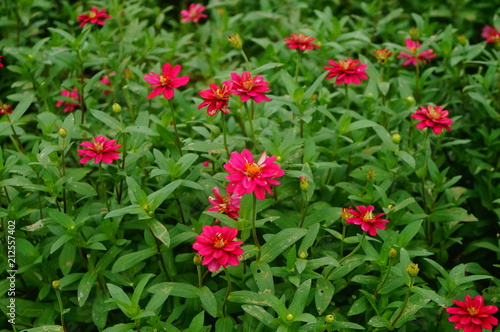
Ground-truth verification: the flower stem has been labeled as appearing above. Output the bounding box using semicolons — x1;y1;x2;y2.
325;232;366;280
222;267;232;318
150;228;171;281
197;264;203;288
295;51;302;83
391;282;413;327
98;162;110;212
167;99;183;157
373;256;395;297
339;223;346;256
241;49;251;72
243;102;257;149
251;194;261;261
298;195;309;228
54;287;68;332
221;113;230;159
345;83;350;112
415;62;420;103
4;113;24;154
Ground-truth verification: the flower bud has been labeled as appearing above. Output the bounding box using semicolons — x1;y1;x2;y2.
59;128;67;138
366;168;375;181
387;204;394;211
193;254;203;265
286;314;294;321
389;248;397;258
52;280;60;289
392;133;401;144
228;33;243;50
409;27;420;41
341;207;353;221
299;251;307;259
406;263;419;277
299;176;309;192
112;103;122;113
457;34;467;46
373;48;393;65
325;314;335;323
406;96;415;105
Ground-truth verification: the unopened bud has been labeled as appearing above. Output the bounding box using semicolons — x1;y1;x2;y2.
409;27;420;41
276;156;282;162
59;128;67;138
366;168;375;181
112;103;121;113
388;204;394;211
52;280;60;289
228;33;243;50
286;314;294;321
299;176;309;192
341;207;353;221
373;48;393;65
406;263;419;277
325;314;335;323
299;252;307;259
457;34;467;46
389;248;397;258
193;254;203;265
406;96;415;105
392;133;401;144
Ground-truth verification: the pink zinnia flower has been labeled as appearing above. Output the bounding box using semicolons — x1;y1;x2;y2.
225;71;271;103
0;55;3;68
207;187;241;223
143;63;190;99
77;7;111;28
446;295;498;332
284;33;320;51
324;58;368;85
192;225;244;272
198;82;232;116
55;87;80;113
180;4;207;23
203;161;211;167
397;39;436;66
0;104;12;115
224;149;284;200
411;105;453;134
100;71;115;95
346;205;390;236
77;136;121;164
482;25;500;41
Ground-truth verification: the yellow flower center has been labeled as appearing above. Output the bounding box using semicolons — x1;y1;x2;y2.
244;162;262;178
93;140;105;153
89;11;97;19
242;80;254;91
427;106;441;119
213;233;227;249
363;211;374;223
467;307;479;316
410;46;418;53
159;75;171;87
339;60;350;70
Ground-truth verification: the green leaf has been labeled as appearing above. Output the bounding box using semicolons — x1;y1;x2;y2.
326;257;364;280
183;141;225;153
298;223;320;256
126;177;149;209
131;274;154;310
303;71;328;100
90;109;123;131
148;282;199;299
102;323;136;332
48;27;75;43
105;205;144;219
198;286;217;318
412;287;449;307
78;271;98;307
50;234;75;254
123;125;157;136
148;180;182;212
289;279;311;316
398;220;422;248
252;62;284;74
92;291;108;330
146;219;170;247
315;278;335;315
84;69;106;95
59;243;76;275
107;283;132;307
242;305;279;329
187;311;205;332
10;93;35;122
428;208;477;222
66;181;98;197
259;228;307;263
368;315;393;328
329;321;365;330
251;261;275;294
48;209;76;229
280;69;298;96
215;317;235;331
228;291;268;306
377;81;390;96
397;151;415;169
348;296;369;316
111;248;157;273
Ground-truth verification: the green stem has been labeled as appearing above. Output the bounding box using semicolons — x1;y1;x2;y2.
345;83;350;112
295;51;302;83
54;288;68;332
415;62;420;103
4;113;24;154
61;148;67;214
117;132;127;204
325;232;366;280
298;194;309;228
98;162;110;212
251;195;261;260
373;256;395;297
241;49;251;72
391;283;413;327
150;228;171;281
221;112;230;159
197;264;203;288
339;223;346;256
243;102;257;149
222;268;232;318
167;99;183;156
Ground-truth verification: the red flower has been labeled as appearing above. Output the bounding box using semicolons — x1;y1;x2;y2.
100;71;115;95
203;161;211;167
55;87;80;113
482;25;500;40
192;225;244;272
324;58;368;85
446;295;498;332
0;104;12;115
284;33;320;51
143;63;190;99
411;105;453;134
0;55;3;68
198;82;232;116
225;71;271;103
207;187;241;222
77;136;121;164
77;7;111;28
224;149;284;200
347;205;389;236
181;3;207;23
397;39;436;66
